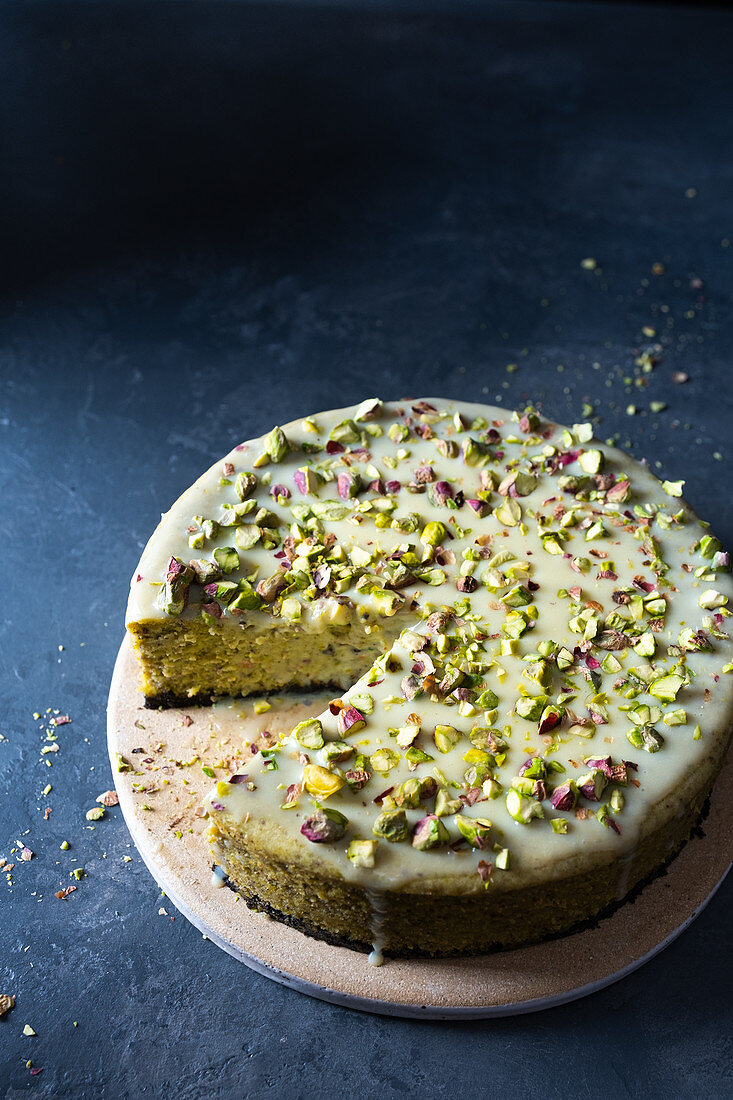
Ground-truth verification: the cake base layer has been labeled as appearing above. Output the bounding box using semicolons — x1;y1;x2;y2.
221;799;710;956
128;617;401;705
210;761;720;957
107;636;733;1016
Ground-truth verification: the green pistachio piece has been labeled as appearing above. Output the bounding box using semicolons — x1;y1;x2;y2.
228;582;263;612
626;725;664;753
311;500;351;522
698;589;728;610
347;839;378;867
301;808;348;843
264;426;290;463
494;498;522;527
280;597;302;621
433;724;461;753
371;590;405;617
417;566;446;586
469;725;499;750
464;763;492;787
494;847;510;870
610;789;625;813
405;746;434;769
392;512;421;534
699;535;723;559
371;747;400;774
161;559;194;616
633;631;656;657
515;695;548;721
662;479;684;497
514;471;538;496
434;788;462;817
578;449;604;474
354;397;383;422
373;808;409;843
234;527;262;554
521;757;546;780
348;692;375;715
501;584;532;607
577;769;608;800
235;472;258;501
550;818;568;834
482;778;503;800
421;521;449;547
292;718;325;750
322;739;354;763
195;517;219;540
294;466;320;495
114;752;131;773
208;580;239;605
213;546;240;574
454;814;492;848
412;814;449;850
221;501;257;526
431;437;456;459
648;674;684;702
255;572;288;603
506;789;544;824
189;558;223;585
396;778;422;808
663;708;687;727
330;419;361;444
388;423;410;443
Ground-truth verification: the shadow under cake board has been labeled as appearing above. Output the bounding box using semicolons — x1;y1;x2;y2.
107;636;732;1019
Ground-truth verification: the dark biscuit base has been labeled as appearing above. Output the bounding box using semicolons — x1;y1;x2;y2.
213;796;711;960
145;690;215;709
144;681;356;711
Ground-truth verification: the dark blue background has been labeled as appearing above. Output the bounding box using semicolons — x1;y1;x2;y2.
2;1;732;1095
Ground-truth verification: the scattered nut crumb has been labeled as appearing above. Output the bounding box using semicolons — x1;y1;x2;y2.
96;790;119;807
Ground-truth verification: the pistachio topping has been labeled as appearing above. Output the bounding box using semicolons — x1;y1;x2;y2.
373;808;409;843
137;398;732;892
301;808;348;843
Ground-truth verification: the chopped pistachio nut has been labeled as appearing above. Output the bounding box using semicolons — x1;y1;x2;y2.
648;674;684;702
213;546;239;574
373;808;409;843
301;808;348;843
292;718;325;749
265;426;291;463
506;789;544;824
421;521;449;546
412;814;450;850
454;814;492;848
433;724;461;753
434;788;463;817
698;589;728;610
302;764;345;799
348;839;378;867
578;449;604;474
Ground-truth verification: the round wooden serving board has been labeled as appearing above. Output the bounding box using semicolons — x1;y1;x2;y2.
108;636;732;1019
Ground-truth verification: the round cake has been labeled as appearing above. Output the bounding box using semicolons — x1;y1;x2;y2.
125;398;733;959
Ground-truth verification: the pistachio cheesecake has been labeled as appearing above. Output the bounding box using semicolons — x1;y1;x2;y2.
126;398;733;959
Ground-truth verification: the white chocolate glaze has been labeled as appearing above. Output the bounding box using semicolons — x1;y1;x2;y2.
127;399;733;896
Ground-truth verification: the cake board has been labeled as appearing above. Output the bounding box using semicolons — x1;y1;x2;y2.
107;636;733;1019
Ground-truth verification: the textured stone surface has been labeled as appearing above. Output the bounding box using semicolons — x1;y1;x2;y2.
1;1;732;1095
